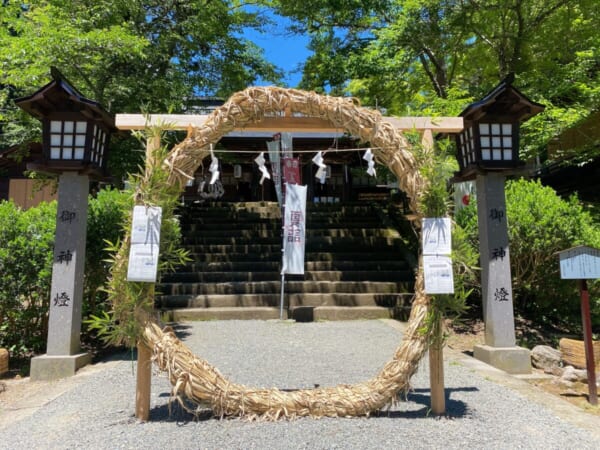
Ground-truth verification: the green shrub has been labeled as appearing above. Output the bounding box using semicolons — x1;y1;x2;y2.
0;200;55;356
0;188;130;358
84;188;131;319
456;178;600;326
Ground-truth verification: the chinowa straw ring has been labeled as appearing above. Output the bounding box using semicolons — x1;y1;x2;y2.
139;86;431;419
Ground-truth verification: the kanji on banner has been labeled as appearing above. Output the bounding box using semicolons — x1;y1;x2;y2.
282;183;307;275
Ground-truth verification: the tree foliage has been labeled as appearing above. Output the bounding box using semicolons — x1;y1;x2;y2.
0;0;282;179
272;0;600;161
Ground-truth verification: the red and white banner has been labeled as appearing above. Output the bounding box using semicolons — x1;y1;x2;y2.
282;183;307;275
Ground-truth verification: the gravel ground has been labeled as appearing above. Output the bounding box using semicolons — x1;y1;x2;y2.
2;319;600;450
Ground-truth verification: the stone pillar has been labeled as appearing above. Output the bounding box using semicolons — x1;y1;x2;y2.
473;173;530;374
30;172;91;380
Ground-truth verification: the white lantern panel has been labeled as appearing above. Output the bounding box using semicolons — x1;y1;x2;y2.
63;148;73;159
482;149;491;160
505;149;512;160
51;134;62;146
503;137;512;148
502;124;512;134
51;147;61;159
76;121;87;133
479;123;490;135
492;137;501;148
493;149;502;160
491;124;501;135
481;136;490;147
63;135;73;146
63;121;74;133
74;148;85;159
75;135;86;147
51;121;62;133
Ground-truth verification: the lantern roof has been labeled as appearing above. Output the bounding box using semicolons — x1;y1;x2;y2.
459;73;545;122
15;67;115;129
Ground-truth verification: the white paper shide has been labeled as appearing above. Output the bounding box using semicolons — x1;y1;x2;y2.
127;205;162;282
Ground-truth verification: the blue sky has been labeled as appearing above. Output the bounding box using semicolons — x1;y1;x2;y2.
242;11;311;88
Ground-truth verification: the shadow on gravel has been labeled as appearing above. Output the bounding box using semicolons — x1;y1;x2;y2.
150;402;214;423
95;349;134;363
169;323;194;340
147;386;476;423
381;387;476;418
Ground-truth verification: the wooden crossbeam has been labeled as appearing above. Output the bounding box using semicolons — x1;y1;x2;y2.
115;113;463;134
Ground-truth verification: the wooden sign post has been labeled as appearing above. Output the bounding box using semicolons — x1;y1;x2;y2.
422;217;454;415
558;245;600;406
132;135;162;421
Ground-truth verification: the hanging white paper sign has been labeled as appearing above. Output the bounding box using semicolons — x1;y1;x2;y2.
423;255;455;294
127;205;162;282
422;217;452;255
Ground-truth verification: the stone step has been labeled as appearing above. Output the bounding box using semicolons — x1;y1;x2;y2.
184;201;373;213
164;201;416;322
183;243;282;254
180;208;378;220
160;269;413;283
182;236;406;248
156;292;413;309
160;306;395;322
161;306;284;322
299;306;393;321
180;259;411;272
159;280;407;296
180;228;399;240
185;251;408;263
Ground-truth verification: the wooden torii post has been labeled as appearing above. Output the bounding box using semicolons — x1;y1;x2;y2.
115;112;463;420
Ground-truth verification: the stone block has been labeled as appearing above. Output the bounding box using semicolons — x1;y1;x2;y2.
30;353;91;381
474;344;531;374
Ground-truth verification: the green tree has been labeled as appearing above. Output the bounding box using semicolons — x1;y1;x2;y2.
273;0;600;162
1;0;282;179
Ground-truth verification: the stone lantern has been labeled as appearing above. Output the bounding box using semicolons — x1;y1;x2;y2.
454;75;544;374
454;73;544;180
16;68;115;380
16;67;113;177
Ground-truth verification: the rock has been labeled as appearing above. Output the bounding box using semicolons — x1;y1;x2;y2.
552;378;574;389
561;365;588;383
531;345;561;371
544;366;564;377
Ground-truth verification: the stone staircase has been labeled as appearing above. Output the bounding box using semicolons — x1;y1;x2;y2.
156;201;416;321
